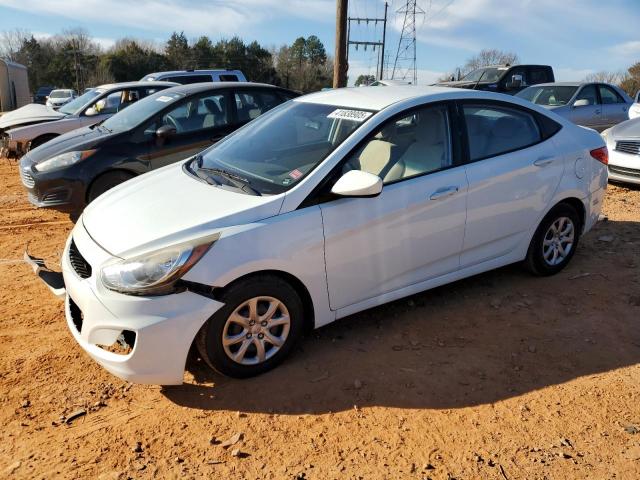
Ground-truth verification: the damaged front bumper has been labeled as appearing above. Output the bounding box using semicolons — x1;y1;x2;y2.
25;227;224;385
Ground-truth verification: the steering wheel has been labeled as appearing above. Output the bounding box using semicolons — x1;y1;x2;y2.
165;115;181;133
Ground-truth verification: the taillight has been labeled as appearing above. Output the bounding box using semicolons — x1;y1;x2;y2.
590;146;608;165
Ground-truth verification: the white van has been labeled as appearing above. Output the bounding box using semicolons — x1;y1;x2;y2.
140;69;247;84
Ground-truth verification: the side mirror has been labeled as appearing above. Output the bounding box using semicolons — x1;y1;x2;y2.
331;170;382;198
635;90;640;103
506;74;523;89
573;99;590;108
156;124;177;139
85;107;98;116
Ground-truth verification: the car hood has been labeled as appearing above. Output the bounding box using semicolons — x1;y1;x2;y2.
610;117;640;139
0;103;65;129
24;126;111;164
82;162;284;257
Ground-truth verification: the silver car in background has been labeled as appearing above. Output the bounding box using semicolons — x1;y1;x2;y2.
517;82;633;131
45;89;76;109
602;117;640;185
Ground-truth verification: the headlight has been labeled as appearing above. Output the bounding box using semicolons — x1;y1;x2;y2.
35;150;96;172
100;234;219;295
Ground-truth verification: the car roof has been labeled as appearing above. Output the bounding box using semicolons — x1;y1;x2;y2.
158;82;291;95
96;81;178;90
145;69;243;77
295;85;508;111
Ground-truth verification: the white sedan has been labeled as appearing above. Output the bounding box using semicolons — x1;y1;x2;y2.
27;86;608;384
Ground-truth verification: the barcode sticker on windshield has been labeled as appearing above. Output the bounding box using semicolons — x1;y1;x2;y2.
156;95;173;103
327;109;372;122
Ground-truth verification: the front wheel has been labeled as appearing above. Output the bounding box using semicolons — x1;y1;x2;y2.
525;203;581;276
196;275;304;378
87;171;135;203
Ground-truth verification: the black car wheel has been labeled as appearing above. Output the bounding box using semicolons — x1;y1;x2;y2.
196;275;304;378
29;134;58;152
87;171;135;203
525;203;581;276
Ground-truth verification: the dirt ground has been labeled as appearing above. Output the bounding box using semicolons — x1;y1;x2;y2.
0;158;639;480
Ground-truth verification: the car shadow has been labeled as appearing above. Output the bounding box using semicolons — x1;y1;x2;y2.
162;218;640;413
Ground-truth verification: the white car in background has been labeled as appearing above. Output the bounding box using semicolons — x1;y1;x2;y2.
27;86;607;384
602;116;640;184
629;91;640;120
0;81;176;157
45;89;77;109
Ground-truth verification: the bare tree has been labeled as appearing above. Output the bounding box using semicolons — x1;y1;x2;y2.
463;49;520;75
0;29;31;61
584;70;624;84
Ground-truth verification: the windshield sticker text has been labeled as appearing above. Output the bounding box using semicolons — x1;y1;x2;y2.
327;109;372;122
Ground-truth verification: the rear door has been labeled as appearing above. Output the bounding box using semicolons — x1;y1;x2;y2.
144;90;235;169
598;84;630;128
568;84;603;130
460;101;565;267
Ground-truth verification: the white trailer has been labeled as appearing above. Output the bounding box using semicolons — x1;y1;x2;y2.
0;59;30;113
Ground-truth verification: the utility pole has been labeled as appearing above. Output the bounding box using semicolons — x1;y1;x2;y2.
333;0;348;88
391;0;425;85
347;2;389;82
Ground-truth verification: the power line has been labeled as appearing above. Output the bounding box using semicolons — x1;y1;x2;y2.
347;1;389;81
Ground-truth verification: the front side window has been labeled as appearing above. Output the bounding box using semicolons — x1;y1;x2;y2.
343;104;452;184
575;85;599;106
194;101;370;194
599;85;624;104
529;68;549;84
464;104;541;161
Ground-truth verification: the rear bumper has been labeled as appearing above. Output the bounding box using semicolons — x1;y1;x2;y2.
26;225;224;385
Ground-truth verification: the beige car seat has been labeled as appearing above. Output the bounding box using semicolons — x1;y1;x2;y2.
350;122;405;182
400;110;448;177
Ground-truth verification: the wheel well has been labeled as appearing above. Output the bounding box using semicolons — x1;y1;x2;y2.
85;168;137;203
556;197;586;232
30;133;58;149
214;270;316;333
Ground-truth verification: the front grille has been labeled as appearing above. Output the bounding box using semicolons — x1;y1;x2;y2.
609;165;640;178
615;140;640;155
68;296;83;334
68;239;92;278
20;168;35;188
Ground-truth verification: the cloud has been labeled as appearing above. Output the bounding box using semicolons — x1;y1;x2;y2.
0;0;335;36
608;41;640;60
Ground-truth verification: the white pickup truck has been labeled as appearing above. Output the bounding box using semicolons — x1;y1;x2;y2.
0;81;176;157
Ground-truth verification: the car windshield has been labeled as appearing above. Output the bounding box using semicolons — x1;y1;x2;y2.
193;101;372;195
461;67;505;83
516;86;579;106
58;88;104;115
37;87;53;95
101;90;185;133
50;91;70;98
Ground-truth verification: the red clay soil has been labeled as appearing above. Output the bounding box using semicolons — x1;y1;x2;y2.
0;158;639;479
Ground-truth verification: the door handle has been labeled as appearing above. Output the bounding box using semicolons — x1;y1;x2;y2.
534;156;554;167
429;186;459;200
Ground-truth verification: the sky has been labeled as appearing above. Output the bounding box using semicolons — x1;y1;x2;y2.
0;0;639;85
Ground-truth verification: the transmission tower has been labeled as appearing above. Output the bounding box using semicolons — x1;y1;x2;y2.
391;0;425;85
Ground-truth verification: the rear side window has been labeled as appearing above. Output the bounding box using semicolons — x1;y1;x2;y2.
529;68;550;84
219;74;239;81
599;85;625;104
463;104;542;161
165;75;212;84
234;90;285;123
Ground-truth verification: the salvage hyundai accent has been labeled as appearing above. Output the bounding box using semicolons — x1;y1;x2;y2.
27;86;608;384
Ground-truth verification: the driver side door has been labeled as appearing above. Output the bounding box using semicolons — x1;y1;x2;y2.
143;90;234;169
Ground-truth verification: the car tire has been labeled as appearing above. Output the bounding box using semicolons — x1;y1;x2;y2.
196;275;304;378
525;203;581;276
29;134;58;151
87;171;135;203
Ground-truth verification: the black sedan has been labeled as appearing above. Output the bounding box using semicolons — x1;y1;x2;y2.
19;83;298;215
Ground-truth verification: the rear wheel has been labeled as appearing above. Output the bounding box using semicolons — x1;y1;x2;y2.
525;203;581;276
87;171;135;203
196;275;304;378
